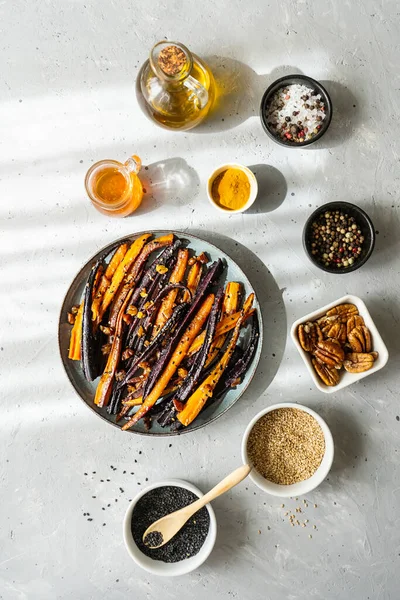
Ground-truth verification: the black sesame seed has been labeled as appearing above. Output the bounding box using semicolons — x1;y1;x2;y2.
131;486;209;563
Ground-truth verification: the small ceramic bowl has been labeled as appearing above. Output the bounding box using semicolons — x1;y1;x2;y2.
242;403;334;497
260;74;332;147
290;294;389;393
123;479;217;576
303;201;375;273
207;163;258;213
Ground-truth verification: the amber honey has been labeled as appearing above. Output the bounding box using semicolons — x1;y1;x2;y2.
95;168;129;206
85;156;143;217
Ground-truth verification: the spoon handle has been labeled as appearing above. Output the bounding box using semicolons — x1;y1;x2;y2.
186;464;252;516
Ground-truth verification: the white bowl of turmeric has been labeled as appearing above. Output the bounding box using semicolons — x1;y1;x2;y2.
207;163;258;213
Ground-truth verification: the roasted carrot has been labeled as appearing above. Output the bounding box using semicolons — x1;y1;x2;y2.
93;265;104;300
122;396;144;407
224;282;241;315
177;293;254;427
108;234;174;328
68;302;83;360
187;308;255;356
186;261;203;297
152;248;189;338
94;289;133;408
98;234;152;322
91;243;128;325
205;282;241;365
122;383;179;408
122;293;215;430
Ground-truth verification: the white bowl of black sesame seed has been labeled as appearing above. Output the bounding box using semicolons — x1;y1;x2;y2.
123;479;217;576
242;403;334;497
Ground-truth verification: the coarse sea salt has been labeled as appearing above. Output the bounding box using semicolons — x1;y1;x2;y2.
265;84;326;142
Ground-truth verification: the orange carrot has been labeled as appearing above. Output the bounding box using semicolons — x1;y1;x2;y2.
68;302;83;360
99;234;152;322
186;261;203;297
122;293;215;430
187;308;254;356
178;294;254;427
91;243;128;325
152;248;189;338
94;289;133;408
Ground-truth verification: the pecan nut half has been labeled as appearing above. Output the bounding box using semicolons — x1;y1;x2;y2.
346;314;364;337
314;340;345;368
348;325;372;353
326;303;358;323
312;358;340;386
325;320;347;344
343;352;375;373
298;321;323;352
317;314;339;336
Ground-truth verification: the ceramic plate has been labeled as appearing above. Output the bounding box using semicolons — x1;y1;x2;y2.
58;231;263;436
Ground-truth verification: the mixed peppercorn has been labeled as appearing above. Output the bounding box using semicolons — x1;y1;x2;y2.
309;210;365;269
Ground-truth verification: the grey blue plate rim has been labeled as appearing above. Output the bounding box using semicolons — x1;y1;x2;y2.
58;230;264;437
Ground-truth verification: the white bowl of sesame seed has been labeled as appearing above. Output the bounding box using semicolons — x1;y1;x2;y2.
241;403;334;497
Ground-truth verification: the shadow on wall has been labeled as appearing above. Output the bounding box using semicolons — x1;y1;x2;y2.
188;229;287;405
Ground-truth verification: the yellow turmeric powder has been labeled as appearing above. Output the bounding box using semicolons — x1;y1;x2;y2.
211;168;250;211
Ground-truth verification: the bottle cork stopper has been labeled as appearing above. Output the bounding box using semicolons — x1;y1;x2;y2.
158;45;187;76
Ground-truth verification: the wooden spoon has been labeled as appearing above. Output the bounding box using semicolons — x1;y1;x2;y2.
142;464;251;549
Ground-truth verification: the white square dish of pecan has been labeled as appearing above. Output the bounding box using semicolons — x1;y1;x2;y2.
290;295;389;393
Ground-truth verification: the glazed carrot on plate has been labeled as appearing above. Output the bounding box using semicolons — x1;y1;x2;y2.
122;293;215;430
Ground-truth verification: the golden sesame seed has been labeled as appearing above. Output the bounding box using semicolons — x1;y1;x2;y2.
314;504;318;508
309;534;312;539
246;408;325;485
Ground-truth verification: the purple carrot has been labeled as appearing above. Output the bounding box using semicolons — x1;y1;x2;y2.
172;288;223;407
142;259;224;400
121;302;190;386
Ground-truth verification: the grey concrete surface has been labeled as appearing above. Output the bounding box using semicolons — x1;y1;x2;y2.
1;0;400;598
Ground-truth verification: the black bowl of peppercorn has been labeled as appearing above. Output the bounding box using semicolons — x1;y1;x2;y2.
260;74;332;147
303;202;375;273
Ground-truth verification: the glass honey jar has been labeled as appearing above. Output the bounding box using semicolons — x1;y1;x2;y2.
85;155;144;217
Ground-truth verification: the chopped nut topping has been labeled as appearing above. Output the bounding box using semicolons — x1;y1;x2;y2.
122;348;134;361
100;325;114;336
155;264;169;275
